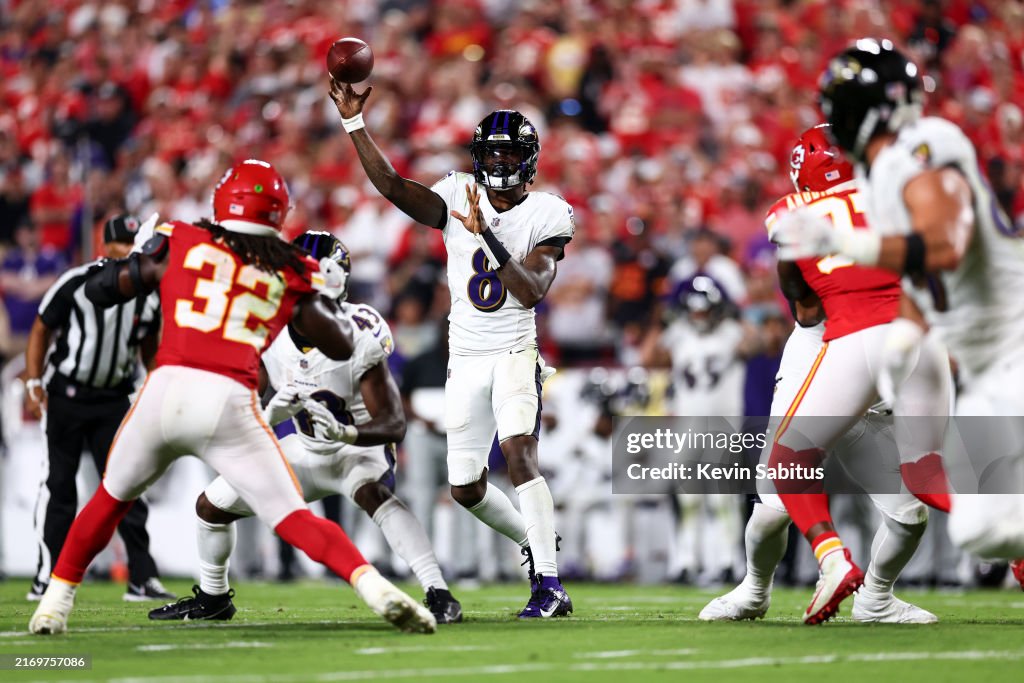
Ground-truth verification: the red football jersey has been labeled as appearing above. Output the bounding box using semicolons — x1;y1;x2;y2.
153;221;322;388
765;187;900;341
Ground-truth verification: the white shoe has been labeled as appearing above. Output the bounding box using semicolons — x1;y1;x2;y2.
699;583;771;621
804;548;864;625
352;568;436;634
29;581;77;635
852;594;938;624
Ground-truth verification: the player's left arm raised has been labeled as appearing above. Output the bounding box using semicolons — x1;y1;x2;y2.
451;183;561;308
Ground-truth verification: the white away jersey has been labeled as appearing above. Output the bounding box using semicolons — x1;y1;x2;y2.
262;302;394;455
861;116;1024;380
662;318;745;416
432;171;574;355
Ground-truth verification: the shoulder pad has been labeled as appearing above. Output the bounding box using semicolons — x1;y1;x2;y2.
141;233;169;259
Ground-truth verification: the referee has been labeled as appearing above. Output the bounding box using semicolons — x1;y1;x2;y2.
24;214;174;603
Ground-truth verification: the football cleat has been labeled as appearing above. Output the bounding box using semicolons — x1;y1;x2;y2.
26;579;47;602
424;587;463;624
804;548;864;625
1011;559;1024;592
699;584;771;621
148;585;236;621
29;580;77;635
124;577;176;603
851;594;938;624
518;575;573;619
353;568;436;634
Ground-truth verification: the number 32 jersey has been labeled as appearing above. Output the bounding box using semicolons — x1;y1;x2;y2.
261;302;394;456
431;171;574;355
153;221;321;388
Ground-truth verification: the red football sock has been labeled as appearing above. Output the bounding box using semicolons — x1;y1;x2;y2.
769;442;831;536
275;509;369;583
53;483;134;584
900;452;952;513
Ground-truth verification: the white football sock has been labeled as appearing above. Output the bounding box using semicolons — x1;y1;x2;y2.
515;477;558;577
467;482;529;547
741;503;791;599
372;498;447;592
197;517;235;597
861;515;926;601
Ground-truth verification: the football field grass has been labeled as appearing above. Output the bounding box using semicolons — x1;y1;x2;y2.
1;580;1022;682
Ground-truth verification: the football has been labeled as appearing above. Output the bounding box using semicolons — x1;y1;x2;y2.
326;37;374;83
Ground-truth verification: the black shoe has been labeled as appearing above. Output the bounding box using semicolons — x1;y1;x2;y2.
124;577;177;602
148;585;236;621
424;587;463;624
26;579;47;602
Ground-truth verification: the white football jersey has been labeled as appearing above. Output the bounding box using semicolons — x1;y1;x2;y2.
861;116;1024;380
262;302;394;456
662;318;745;416
431;171;575;355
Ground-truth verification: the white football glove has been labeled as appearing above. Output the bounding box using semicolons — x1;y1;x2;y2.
770;207;840;261
317;257;349;300
305;398;358;444
263;384;309;426
876;318;926;410
131;212;160;254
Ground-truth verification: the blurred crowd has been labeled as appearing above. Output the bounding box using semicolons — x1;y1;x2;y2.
2;0;1024;371
1;0;1021;588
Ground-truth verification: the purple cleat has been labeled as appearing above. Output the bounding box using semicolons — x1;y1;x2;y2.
518;575;573;619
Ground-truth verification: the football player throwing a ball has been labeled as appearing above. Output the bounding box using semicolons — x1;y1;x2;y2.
330;79;574;618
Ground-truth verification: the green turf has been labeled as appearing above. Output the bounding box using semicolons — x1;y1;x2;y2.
1;579;1022;682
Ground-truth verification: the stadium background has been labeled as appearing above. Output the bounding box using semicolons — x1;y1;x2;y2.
0;0;1018;588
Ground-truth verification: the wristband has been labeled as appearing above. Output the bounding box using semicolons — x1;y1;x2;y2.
903;233;926;276
341;113;365;134
838;229;882;266
476;229;512;269
26;378;43;391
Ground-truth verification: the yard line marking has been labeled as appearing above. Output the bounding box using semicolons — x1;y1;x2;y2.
138;642;274;652
24;648;1024;683
354;645;493;656
574;648;698;659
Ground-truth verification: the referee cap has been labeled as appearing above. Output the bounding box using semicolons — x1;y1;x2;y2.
103;213;140;244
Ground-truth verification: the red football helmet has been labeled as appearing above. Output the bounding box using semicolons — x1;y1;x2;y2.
212;159;291;236
789;124;854;193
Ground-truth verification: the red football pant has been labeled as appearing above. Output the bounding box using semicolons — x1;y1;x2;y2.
52;483;134;584
275;509;369;583
900;452;952;513
770;442;832;537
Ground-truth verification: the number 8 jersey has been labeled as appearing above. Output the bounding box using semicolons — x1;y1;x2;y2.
431;172;574;355
153;221;321;388
261;302;394;456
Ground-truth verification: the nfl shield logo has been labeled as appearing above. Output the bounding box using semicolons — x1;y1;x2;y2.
299;359;308;369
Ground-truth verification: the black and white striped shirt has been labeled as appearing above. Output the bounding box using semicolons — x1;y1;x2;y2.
38;261;161;394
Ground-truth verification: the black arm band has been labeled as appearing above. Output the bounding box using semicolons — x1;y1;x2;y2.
904;233;927;277
127;252;146;294
84;259;134;307
479;229;512;269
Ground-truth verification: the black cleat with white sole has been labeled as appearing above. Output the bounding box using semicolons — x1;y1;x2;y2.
424;587;463;624
148;585;236;621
